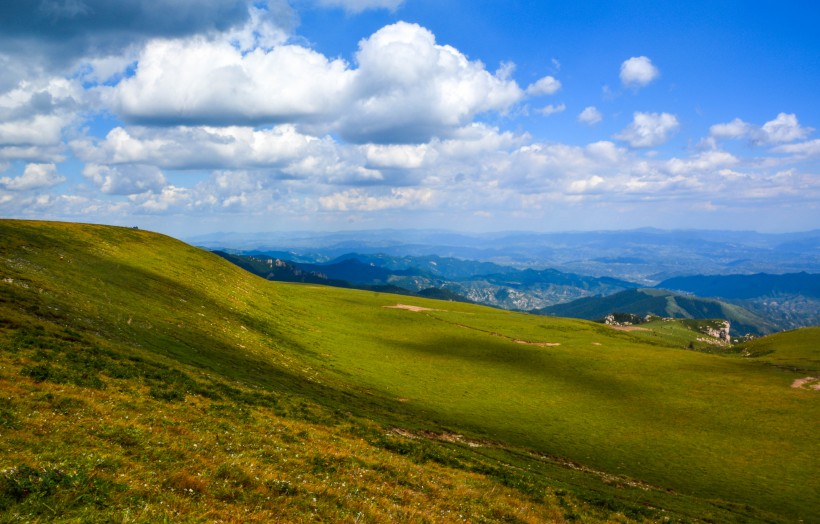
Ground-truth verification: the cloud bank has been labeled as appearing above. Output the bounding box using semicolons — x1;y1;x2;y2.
0;1;817;234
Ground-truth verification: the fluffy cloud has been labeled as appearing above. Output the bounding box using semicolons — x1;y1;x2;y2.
102;22;523;144
773;139;820;157
709;118;753;140
710;113;812;146
0;163;65;191
537;104;566;117
760;113;812;144
578;106;602;125
665;150;738;175
319;187;434;211
104;38;353;126
73;125;344;173
620;56;659;88
499;141;628;195
526;76;561;96
315;0;404;12
340;22;523;143
614;112;679;148
0;77;84;161
83;164;166;195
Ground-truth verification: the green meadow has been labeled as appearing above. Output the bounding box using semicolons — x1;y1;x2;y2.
0;220;817;522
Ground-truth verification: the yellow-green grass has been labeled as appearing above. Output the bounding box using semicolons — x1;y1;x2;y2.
1;219;817;522
735;327;820;372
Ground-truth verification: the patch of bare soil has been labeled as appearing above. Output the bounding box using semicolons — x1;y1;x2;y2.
514;340;560;347
791;377;820;390
383;304;436;312
608;325;650;332
390;428;491;448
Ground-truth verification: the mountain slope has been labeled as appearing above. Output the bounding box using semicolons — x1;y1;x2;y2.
658;272;820;299
657;272;820;330
1;220;817;522
534;288;778;336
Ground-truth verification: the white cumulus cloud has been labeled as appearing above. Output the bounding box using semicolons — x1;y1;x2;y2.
773;138;820;157
0;163;65;191
319;187;434;211
73;125;335;171
614;112;679;148
760;113;812;144
526;75;561;96
709;118;754;140
578;106;602;125
620;56;659;88
665;150;738;175
102;22;523;145
83;163;166;195
104;37;353;126
537;104;566;116
0;77;84;162
340;22;523;143
709;113;812;146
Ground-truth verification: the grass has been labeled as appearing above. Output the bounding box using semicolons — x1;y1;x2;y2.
0;219;817;522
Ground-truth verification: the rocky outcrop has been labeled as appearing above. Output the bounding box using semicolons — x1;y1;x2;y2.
702;320;731;344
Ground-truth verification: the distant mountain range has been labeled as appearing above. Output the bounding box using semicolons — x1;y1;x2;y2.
658;272;820;299
190;228;820;284
213;246;819;333
215;251;638;310
535;288;777;336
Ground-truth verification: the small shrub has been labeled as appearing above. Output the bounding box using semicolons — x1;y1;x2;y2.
99;426;145;449
20;363;56;383
0;464;124;513
214;463;255;489
266;479;299;496
149;386;184;402
0;399;20;429
165;472;208;495
0;465;66;508
310;455;338;474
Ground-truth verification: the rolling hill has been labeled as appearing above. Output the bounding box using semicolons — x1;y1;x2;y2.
658;272;820;331
534;288;778;336
1;220;818;522
658;272;820;299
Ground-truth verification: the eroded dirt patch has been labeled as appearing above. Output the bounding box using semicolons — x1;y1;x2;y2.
384;304;436;312
515;340;561;347
390;428;491;448
791;377;820;391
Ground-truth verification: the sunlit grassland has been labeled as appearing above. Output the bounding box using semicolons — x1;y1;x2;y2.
0;346;574;522
1;220;817;522
283;289;818;519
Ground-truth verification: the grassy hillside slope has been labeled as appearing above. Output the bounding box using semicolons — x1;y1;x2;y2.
536;288;777;335
1;220;817;522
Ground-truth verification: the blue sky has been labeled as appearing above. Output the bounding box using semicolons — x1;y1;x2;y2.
0;0;818;236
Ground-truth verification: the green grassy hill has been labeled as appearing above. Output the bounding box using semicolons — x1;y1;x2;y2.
1;220;817;522
536;288;777;336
